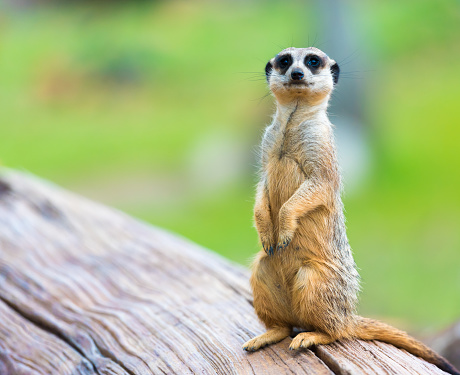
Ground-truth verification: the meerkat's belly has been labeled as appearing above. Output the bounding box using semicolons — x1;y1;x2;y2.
252;250;306;326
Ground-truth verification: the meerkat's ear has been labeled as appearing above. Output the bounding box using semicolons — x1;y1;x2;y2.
265;61;273;82
330;61;340;85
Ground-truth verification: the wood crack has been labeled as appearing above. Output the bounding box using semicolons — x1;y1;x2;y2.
91;340;135;375
0;294;104;375
311;346;340;375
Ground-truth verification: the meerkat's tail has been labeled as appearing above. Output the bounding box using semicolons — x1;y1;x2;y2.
353;316;459;375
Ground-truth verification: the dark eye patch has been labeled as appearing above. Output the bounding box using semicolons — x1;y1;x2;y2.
274;54;293;75
265;61;273;82
330;62;340;85
304;55;323;73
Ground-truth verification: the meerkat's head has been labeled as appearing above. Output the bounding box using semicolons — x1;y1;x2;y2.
265;47;339;106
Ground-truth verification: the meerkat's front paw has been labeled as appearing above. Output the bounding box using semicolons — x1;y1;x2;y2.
254;209;276;256
277;206;297;251
260;236;275;256
276;233;292;251
257;225;276;256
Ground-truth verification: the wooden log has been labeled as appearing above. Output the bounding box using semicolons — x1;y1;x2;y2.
0;169;448;374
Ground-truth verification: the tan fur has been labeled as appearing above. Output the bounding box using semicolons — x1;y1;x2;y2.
242;47;459;375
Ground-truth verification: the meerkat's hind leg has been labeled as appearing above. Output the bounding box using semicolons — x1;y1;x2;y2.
289;331;335;350
243;327;291;352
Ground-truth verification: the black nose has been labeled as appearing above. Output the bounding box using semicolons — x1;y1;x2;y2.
291;69;304;80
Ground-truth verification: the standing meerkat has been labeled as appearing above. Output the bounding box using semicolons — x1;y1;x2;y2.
242;47;459;375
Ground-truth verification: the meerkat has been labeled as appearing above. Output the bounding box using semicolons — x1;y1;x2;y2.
242;47;459;375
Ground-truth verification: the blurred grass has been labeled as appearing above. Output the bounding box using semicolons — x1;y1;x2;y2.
0;0;459;330
0;0;305;264
350;1;460;327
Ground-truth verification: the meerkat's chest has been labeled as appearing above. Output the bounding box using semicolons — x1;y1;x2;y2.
262;127;314;176
266;127;300;156
262;124;321;165
261;127;312;208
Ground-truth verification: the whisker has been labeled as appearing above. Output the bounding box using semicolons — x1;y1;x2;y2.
251;91;273;106
336;49;362;67
237;72;266;75
273;42;286;51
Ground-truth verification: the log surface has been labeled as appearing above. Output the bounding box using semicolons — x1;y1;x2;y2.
0;170;447;374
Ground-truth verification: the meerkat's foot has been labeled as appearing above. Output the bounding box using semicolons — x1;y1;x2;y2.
243;327;291;352
289;331;335;350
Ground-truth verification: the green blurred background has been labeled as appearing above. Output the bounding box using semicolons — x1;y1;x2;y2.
1;0;459;334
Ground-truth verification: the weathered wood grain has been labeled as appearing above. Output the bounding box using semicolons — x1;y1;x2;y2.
314;339;448;375
0;299;96;375
0;170;448;374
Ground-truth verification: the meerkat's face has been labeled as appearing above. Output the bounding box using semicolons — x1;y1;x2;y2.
265;47;340;105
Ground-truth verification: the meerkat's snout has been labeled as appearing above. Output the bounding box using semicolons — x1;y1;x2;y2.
290;68;304;81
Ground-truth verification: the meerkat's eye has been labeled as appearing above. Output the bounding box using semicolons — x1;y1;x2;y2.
277;55;292;70
279;57;290;68
306;56;321;68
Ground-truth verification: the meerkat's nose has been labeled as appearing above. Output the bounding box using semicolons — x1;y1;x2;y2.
291;69;304;80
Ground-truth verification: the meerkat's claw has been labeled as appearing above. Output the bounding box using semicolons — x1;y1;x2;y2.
262;244;271;256
262;240;275;256
242;336;268;351
276;238;291;251
268;245;274;256
289;335;313;350
277;228;294;251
